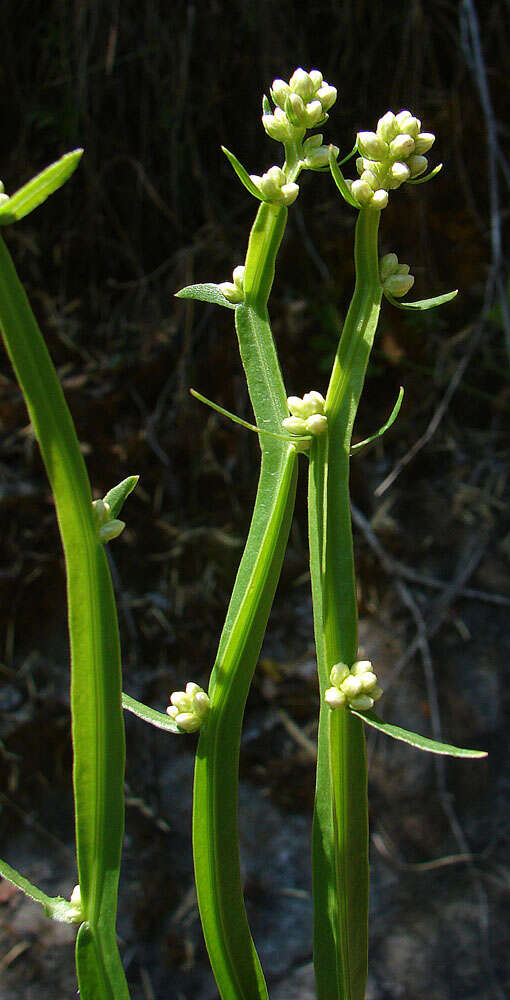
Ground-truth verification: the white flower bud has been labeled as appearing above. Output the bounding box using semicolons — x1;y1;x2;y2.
219;281;244;303
389;134;415;159
325;686;347;709
371;189;389;209
262;113;291;142
193;691;210;719
271;79;291;109
0;193;9;205
407;155;428;178
360;672;378;693
351;179;374;206
349;694;374;711
290;68;315;102
342;675;363;699
384;273;415;297
168;682;210;731
185;681;201;697
305;414;328;435
282;415;308;436
414;132;435;155
303;390;325;413
360;169;378;190
357;131;388;161
379;253;399;282
280;182;300;206
389;161;411;187
92;498;111;526
330;663;349;686
399;115;421;137
376;112;398;142
395;109;413;129
171;690;192;713
305;100;323;127
309;69;323;89
287;91;307;124
99;519;125;543
68;885;84;923
287;396;309;418
316;83;337;111
174;712;201;733
351;659;373;676
371;685;383;702
232;265;245;290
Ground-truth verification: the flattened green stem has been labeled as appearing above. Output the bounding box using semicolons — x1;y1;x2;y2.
309;208;383;1000
193;201;297;1000
0;234;128;1000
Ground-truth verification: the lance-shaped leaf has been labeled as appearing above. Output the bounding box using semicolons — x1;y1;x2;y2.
175;283;237;310
350;708;487;757
408;162;443;185
103;475;139;519
329;145;359;207
0;150;83;225
221;146;266;201
122;692;182;734
190;388;300;442
0;858;82;924
385;288;458;311
351;386;404;455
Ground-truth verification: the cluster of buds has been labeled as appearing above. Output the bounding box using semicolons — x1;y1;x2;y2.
282;391;328;444
219;265;245;304
379;253;414;297
249;165;299;206
348;110;435;209
167;681;210;733
92;498;125;543
325;660;383;712
263;69;337;142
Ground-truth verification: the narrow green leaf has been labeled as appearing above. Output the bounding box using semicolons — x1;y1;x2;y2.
262;94;271;115
190;387;299;442
338;142;358;166
384;288;457;311
175;282;237;310
0;858;80;924
122;692;181;733
350;386;404;455
407;162;443;185
221;146;265;201
103;475;139;519
350;708;488;757
0;150;83;225
329;146;359;207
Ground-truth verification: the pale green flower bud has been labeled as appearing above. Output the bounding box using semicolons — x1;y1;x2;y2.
290;68;316;102
193;691;210;719
414;132;435;155
351;659;373;676
271;78;291;109
303;390;326;413
232;265;245;290
349;694;374;711
389;134;415;159
395;109;414;129
309;69;323;89
351;179;374;206
371;189;389;209
262;112;291;142
282;415;308;436
360;169;378;190
376;111;399;142
0;193;9;205
219;281;243;303
384;273;415;297
92;498;111;526
303;133;323;153
168;682;210;732
316;83;337;111
325;686;347;709
286;91;307;124
342;675;363;699
379;253;399;282
259;165;286;197
287;396;310;418
171;690;192;713
280;182;300;206
388;161;411;187
99;519;125;543
185;681;201;698
68;885;84;922
330;663;350;686
407;155;428;178
357;131;388;161
305;413;328;435
371;685;383;702
398;113;421;137
173;712;201;733
360;671;378;693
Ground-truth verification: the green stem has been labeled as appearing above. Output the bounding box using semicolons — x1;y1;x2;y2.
0;234;129;1000
308;208;383;1000
193;202;298;1000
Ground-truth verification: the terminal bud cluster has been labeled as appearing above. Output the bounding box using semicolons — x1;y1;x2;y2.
249;165;300;206
167;681;210;733
348;110;435;210
282;391;328;447
263;69;337;142
325;660;383;712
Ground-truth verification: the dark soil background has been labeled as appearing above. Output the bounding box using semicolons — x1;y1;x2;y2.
0;1;509;998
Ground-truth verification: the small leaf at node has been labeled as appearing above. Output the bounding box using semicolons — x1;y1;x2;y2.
351;386;404;455
385;289;458;311
176;282;238;310
0;150;83;225
407;162;443;185
221;146;266;201
350;708;487;757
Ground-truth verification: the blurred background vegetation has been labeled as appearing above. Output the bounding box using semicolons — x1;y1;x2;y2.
0;2;508;998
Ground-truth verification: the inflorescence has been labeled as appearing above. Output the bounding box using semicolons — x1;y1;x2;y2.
348;110;435;210
167;682;211;733
325;660;383;712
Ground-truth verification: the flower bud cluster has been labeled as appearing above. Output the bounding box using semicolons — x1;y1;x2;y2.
167;681;210;733
92;498;125;543
249;166;300;206
325;659;383;712
348;110;435;209
263;68;337;142
282;391;328;442
379;253;414;297
219;265;246;303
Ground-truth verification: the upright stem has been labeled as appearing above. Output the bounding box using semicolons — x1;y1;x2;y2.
309;209;382;1000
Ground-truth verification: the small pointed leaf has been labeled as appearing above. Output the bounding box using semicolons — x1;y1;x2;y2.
103;475;139;519
350;708;487;757
351;386;404;455
0;858;82;923
190;388;297;442
122;692;183;734
262;94;271;115
385;288;458;311
221;146;265;201
329;146;359;207
407;162;443;185
175;282;237;310
0;150;83;225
